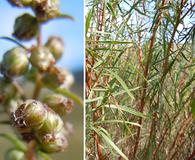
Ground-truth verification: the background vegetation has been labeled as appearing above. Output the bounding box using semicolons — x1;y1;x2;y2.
85;0;195;159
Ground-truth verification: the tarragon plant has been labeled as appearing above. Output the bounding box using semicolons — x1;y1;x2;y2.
0;0;82;159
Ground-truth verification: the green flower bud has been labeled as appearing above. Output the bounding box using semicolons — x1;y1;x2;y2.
7;0;32;7
13;13;39;40
42;67;65;89
30;47;55;71
42;66;74;89
5;148;25;160
44;94;73;116
60;69;74;89
37;108;64;134
38;129;68;153
45;36;64;60
1;47;29;77
32;0;60;22
11;99;47;130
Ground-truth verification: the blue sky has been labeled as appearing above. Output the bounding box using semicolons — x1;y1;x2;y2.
0;0;84;72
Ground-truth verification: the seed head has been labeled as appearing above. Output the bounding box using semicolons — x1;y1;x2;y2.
45;36;64;60
1;47;29;77
44;94;73;116
30;46;55;71
13;13;39;40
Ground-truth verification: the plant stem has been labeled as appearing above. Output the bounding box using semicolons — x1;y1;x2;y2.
32;27;42;99
37;25;42;47
32;72;42;99
186;149;195;160
132;0;166;158
26;140;36;160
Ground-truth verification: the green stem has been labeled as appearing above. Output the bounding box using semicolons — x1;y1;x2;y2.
0;133;27;152
32;72;42;99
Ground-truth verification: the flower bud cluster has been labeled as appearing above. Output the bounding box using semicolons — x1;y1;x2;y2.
8;0;62;22
10;99;72;152
0;0;77;157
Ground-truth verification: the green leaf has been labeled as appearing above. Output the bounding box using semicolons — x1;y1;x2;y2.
107;70;134;100
104;104;146;118
191;99;195;119
94;120;141;127
86;87;140;103
86;40;132;44
0;133;26;152
107;2;116;19
58;13;74;21
0;36;27;50
93;127;128;160
192;26;195;58
85;9;92;35
37;151;53;160
0;120;11;125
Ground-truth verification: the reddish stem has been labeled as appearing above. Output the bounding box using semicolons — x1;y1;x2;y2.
186;149;195;160
26;140;36;160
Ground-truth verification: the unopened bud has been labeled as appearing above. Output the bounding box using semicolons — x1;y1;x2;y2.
38;129;68;153
42;66;74;89
13;13;39;40
1;47;29;77
32;0;60;22
60;69;74;89
44;94;73;116
37;108;64;134
45;36;64;60
30;47;55;71
11;99;47;130
5;149;25;160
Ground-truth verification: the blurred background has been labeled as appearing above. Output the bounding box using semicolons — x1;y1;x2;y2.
0;0;83;159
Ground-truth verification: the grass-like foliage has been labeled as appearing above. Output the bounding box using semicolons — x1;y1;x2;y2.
85;0;195;159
